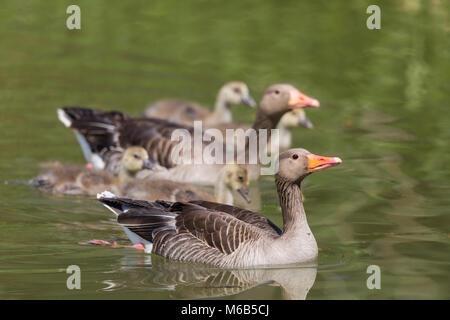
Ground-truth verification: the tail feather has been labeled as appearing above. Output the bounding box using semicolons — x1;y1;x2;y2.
96;192;176;250
57;107;131;166
58;107;130;130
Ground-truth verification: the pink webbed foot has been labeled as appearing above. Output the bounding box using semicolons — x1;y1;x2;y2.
79;239;114;246
130;243;146;251
79;239;145;251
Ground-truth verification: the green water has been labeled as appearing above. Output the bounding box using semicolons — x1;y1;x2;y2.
0;0;449;299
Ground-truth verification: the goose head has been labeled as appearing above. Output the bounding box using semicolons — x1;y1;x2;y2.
276;148;342;184
259;84;319;122
120;147;155;176
223;163;251;203
279;109;314;129
219;81;256;107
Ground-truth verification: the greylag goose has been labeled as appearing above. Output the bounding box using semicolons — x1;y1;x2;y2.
142;81;256;126
121;163;251;205
57;84;319;185
30;147;154;195
95;148;342;267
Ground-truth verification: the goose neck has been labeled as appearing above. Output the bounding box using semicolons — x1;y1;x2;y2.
275;176;309;236
118;166;136;184
252;109;285;132
244;109;284;159
215;169;233;205
211;91;232;123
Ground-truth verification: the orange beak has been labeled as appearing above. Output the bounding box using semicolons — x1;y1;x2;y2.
288;89;320;109
307;153;342;172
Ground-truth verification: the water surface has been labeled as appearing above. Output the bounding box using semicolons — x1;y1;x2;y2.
0;0;449;299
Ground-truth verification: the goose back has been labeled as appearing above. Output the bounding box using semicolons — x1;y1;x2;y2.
98;197;280;267
143;99;211;126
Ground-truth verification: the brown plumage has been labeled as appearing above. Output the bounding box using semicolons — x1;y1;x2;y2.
30;147;153;195
210;108;314;152
142;82;256;126
58;84;319;185
121;164;251;205
97;148;342;268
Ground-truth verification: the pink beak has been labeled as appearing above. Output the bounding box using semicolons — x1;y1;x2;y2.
288;89;320;109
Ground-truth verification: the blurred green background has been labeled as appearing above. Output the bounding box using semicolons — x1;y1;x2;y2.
0;0;448;299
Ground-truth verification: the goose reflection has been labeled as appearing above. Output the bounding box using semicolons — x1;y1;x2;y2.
103;254;317;300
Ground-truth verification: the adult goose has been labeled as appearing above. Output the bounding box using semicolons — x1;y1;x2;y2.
211;108;314;152
142;81;256;127
57;83;319;185
30;147;154;195
95;148;342;267
121;163;251;205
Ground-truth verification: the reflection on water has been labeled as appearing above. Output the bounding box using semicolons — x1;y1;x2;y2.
99;254;317;300
0;0;449;299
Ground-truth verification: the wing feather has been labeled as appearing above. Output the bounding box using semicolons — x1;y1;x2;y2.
97;197;274;266
189;200;282;236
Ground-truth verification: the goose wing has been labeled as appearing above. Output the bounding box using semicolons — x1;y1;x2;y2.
116;119;190;168
60;107;228;170
97;196;177;242
189;200;282;236
58;106;131;153
117;118;226;168
59;107;205;169
97;197;271;265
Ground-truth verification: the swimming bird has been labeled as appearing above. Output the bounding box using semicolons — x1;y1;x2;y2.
95;148;342;267
57;84;319;185
122;163;251;205
30;147;154;195
142;81;256;126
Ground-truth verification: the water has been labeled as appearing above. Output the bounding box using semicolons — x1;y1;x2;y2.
0;0;449;299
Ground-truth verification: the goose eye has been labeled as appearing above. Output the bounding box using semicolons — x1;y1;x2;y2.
292;154;299;160
133;154;140;159
233;87;241;94
275;90;280;95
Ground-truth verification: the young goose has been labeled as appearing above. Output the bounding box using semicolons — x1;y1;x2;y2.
57;83;319;185
121;164;251;205
96;148;342;267
142;81;256;126
30;147;154;195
